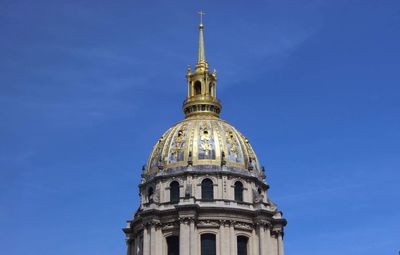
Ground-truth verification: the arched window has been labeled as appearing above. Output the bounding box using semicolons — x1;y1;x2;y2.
201;234;216;255
234;181;244;202
166;235;179;255
201;178;214;201
147;187;154;203
170;181;180;204
237;236;248;255
194;81;202;95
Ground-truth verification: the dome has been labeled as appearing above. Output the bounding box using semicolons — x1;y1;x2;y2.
142;18;265;180
145;115;263;177
124;17;287;255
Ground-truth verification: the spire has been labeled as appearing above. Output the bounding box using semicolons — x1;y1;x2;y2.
182;11;221;118
197;11;206;64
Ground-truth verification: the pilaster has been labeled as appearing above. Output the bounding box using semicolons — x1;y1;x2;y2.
143;226;150;255
219;221;230;255
265;226;273;255
150;225;156;255
155;224;163;255
190;219;196;255
277;231;284;255
179;218;190;254
126;239;132;255
229;221;235;255
252;228;259;255
257;224;265;255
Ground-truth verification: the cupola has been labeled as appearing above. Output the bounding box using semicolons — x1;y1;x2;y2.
183;12;222;118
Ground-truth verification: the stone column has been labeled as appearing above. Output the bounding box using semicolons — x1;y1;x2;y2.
132;238;137;255
219;221;230;255
190;220;196;255
219;223;231;255
150;225;156;255
219;224;223;255
155;225;163;255
131;238;136;255
265;226;273;255
277;231;284;255
126;239;132;255
179;219;190;255
139;236;143;255
143;226;150;255
258;224;265;255
251;229;259;255
230;222;235;255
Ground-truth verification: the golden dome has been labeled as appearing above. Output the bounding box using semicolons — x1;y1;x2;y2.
144;17;264;178
145;116;262;177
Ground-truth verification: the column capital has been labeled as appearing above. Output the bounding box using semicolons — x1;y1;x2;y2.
125;238;133;245
255;219;272;228
271;228;284;237
178;216;195;224
143;219;161;228
219;219;231;226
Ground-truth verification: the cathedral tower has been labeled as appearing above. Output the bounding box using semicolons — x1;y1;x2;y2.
123;14;287;255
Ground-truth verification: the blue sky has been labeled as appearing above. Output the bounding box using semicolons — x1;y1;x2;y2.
1;0;399;254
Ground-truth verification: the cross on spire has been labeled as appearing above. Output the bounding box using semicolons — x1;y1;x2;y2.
196;10;207;64
198;10;206;25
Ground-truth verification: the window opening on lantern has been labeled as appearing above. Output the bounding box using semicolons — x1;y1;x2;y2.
194;81;202;95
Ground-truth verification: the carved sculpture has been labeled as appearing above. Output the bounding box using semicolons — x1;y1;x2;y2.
253;187;264;203
185;182;192;197
153;186;160;203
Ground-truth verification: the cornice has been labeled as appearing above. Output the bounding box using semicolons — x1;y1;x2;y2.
139;167;269;190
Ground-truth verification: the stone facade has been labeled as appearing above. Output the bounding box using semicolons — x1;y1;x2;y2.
124;167;286;255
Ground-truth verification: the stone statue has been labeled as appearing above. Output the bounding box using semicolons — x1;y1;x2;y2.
185;182;192;197
152;186;160;203
253;187;264;203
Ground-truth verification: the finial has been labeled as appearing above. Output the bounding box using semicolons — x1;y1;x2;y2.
198;10;206;26
197;10;206;64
